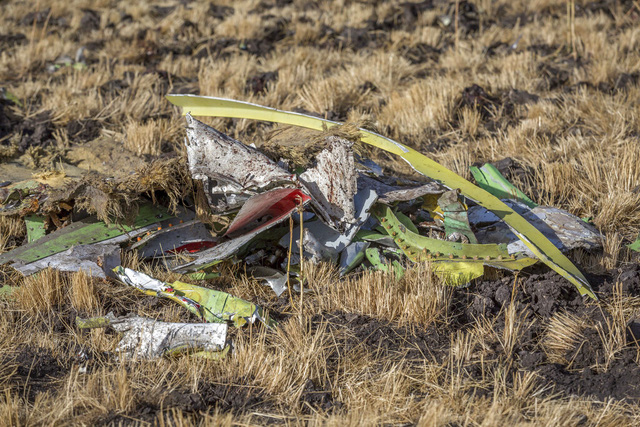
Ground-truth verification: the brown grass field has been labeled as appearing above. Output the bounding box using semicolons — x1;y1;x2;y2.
2;0;640;425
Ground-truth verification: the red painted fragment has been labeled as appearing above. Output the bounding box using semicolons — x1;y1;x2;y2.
166;241;217;254
225;188;311;238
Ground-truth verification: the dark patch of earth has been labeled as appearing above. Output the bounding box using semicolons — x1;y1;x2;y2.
2;345;69;402
15;110;55;153
97;379;278;425
456;262;640;402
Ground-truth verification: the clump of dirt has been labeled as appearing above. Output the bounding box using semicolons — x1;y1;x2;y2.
454;84;501;119
65;119;102;143
246;71;278;95
16;111;55;154
452;263;640;402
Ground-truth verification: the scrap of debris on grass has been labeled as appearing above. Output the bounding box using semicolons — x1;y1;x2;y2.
0;96;604;359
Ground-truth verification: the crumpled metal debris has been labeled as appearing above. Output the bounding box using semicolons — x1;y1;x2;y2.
166;95;600;299
76;313;227;360
299;136;357;231
0;202;183;278
469;199;602;256
185;114;294;213
13;243;119;279
114;266;275;327
0;94;606;315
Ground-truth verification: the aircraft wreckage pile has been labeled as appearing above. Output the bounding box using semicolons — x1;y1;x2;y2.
0;96;603;359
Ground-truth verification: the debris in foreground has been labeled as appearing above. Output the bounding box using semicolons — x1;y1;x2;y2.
113;266;274;328
76;313;228;360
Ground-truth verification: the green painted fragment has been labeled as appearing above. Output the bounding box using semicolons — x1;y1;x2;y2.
76;316;112;329
373;204;538;270
394;211;420;234
187;271;221;280
628;235;640;252
437;191;478;244
192;345;230;359
113;266;275;328
165;344;230;359
0;203;172;266
25;215;46;243
0;88;22;107
355;229;395;246
365;247;405;279
470;163;536;208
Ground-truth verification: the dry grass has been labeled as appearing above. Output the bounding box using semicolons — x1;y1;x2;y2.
2;0;640;424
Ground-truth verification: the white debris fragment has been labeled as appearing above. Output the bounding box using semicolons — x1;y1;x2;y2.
185;114;295;212
300;137;357;231
80;313;227;360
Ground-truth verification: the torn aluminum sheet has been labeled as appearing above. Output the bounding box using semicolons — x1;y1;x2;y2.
130;220;215;259
11;243;119;279
437;190;478;244
303;229;339;264
470;163;536;208
469;200;602;256
185;114;295;213
246;266;287;297
0;203;176;272
279;188;377;254
339;241;369;276
165;95;597;299
174;188;311;273
76;313;227;360
357;174;445;204
114;266;274;327
299;136;357;231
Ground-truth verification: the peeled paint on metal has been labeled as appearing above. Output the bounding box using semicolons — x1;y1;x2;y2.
166;95;596;300
437;190;478;244
24;215;46;243
299;136;357;231
225;188;311;238
357;174;445;204
173;190;311;273
76;313;227;360
185;114;294;213
0;203;174;267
